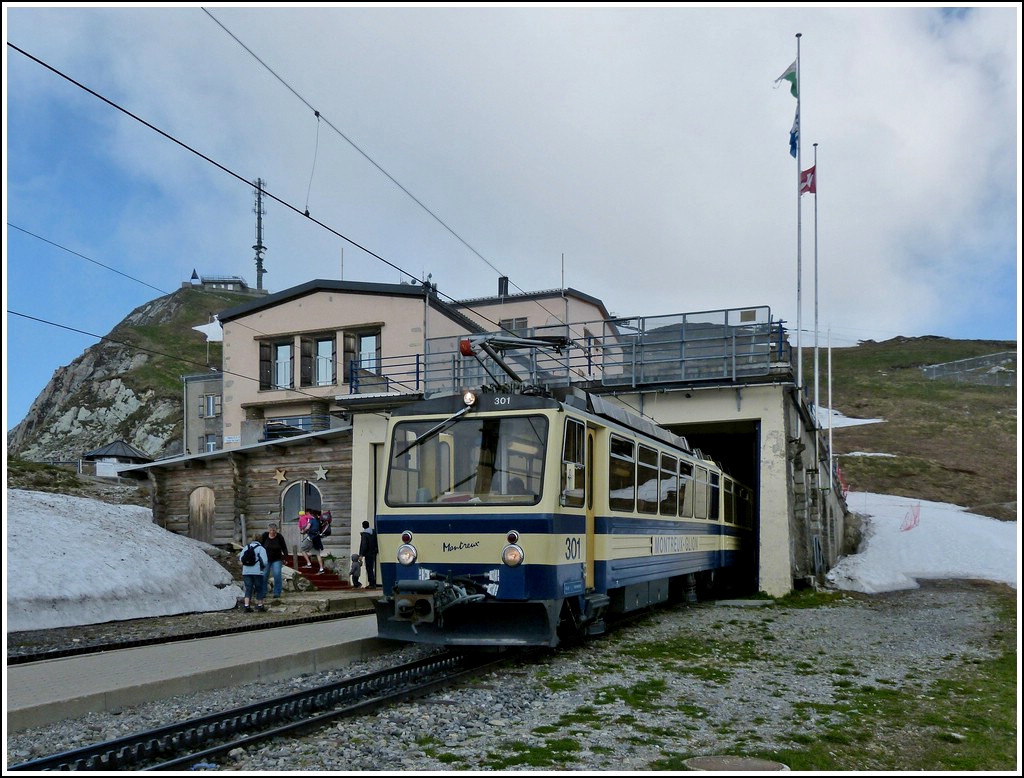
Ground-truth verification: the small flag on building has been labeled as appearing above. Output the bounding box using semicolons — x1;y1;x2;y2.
799;165;816;195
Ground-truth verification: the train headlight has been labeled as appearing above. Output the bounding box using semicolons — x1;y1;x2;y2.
397;543;418;566
506;530;520;544
501;544;524;567
462;390;477;406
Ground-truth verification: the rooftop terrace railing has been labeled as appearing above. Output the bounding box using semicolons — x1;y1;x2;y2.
341;305;792;399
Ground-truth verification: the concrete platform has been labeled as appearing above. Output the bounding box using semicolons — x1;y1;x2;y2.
6;591;393;733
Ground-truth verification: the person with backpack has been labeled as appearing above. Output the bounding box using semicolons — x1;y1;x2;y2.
299;510;326;574
358;520;379;588
238;534;269;613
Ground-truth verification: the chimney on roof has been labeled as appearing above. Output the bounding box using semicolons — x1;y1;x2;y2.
498;276;509;297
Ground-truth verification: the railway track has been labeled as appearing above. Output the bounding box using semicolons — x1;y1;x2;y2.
9;648;539;771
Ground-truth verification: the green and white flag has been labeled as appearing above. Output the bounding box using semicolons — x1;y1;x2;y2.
775;60;798;98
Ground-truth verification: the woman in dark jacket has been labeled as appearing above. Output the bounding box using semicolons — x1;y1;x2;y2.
259;523;289;598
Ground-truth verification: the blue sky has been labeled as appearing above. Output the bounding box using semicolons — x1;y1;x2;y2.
4;4;1020;432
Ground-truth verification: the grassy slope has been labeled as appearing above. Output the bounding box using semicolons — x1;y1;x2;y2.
811;336;1017;520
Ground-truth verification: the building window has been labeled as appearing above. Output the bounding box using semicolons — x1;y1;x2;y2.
199;394;222;418
316;338;335;385
260;340;294;390
499;317;528;335
198;434;221;453
274;343;292;389
358;334;378;371
301;335;337;387
343;329;382;379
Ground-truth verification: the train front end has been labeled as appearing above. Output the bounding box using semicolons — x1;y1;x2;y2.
373;390;575;648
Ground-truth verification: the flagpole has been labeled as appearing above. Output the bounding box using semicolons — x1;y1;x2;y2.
813;141;820;474
827;326;834;493
795;33;803;393
813;144;820;401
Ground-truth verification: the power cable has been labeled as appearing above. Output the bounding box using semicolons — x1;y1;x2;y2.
201;9;575;332
6;41;514;335
7;221;277;340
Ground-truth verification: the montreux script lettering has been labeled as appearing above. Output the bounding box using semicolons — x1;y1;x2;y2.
443;540;481;552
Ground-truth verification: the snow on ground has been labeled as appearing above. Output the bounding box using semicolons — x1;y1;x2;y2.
4;489;241;632
828;491;1018;594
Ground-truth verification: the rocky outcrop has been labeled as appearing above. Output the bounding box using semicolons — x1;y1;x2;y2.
7;288;232;463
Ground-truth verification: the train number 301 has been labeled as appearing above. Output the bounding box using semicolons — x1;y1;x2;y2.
565;536;582;560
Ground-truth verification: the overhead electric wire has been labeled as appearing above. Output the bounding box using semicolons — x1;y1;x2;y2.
7;224;168;296
6;41;511;335
202;9;575;333
7;221;277;341
6;310;365;406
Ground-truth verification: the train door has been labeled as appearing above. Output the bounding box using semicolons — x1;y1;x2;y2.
561;418;592;588
586;427;596;590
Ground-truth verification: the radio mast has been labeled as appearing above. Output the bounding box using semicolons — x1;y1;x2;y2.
253;178;267;291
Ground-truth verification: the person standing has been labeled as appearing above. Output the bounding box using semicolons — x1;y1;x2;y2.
349;554;363;588
359;520;379;588
259;522;289;598
238;534;269;613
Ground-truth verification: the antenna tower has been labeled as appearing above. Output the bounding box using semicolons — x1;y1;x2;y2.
253;178;267;291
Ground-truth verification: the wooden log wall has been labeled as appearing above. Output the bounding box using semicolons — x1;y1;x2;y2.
148;432;355;561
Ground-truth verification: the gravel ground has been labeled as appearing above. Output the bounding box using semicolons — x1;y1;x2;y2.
5;579;1012;771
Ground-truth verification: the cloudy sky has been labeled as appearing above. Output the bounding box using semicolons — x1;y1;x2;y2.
4;4;1020;430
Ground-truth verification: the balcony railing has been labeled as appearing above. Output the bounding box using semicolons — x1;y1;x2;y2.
340;305;793;400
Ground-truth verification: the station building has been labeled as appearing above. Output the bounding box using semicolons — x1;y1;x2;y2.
134;277;850;597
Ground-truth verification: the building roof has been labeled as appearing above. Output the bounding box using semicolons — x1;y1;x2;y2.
82;440;153;462
215;279;485;334
454;286;612;320
121;425;354;472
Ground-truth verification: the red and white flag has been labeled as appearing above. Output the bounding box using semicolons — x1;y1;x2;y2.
799;165;816;195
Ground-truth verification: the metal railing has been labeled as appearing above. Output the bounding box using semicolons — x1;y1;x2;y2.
336;306;791;399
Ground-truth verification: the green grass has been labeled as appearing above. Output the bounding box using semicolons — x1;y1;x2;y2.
817;337;1016;519
647;589;1017;772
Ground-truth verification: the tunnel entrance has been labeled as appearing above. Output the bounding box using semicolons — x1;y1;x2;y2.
666;419;762;596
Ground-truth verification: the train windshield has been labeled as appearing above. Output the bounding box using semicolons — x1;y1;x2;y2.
385;415;548;506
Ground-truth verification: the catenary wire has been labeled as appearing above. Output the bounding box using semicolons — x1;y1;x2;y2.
201;9;575;332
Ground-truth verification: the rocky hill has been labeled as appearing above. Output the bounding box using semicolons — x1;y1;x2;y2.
6;286;251;462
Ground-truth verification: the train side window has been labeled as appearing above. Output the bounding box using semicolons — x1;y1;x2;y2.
693;466;709;519
710;472;721;520
660;454;678;516
561;418;586;508
637;445;659;515
608;435;635;512
679;462;693;517
724;478;735;524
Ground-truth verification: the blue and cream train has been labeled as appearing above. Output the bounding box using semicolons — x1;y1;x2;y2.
374;386;755;647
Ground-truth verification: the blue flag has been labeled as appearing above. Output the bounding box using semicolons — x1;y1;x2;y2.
789;109;799;158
